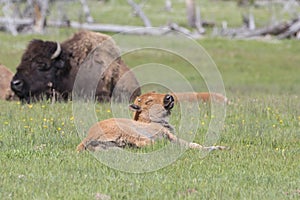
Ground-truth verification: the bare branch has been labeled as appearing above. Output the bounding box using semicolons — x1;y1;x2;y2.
127;0;152;27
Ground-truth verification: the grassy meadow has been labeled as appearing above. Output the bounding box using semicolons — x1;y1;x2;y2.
1;0;300;199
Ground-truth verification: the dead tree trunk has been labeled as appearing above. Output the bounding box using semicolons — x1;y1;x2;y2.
32;0;49;34
2;0;18;35
79;0;94;23
185;0;196;27
165;0;172;12
242;13;256;30
195;6;205;34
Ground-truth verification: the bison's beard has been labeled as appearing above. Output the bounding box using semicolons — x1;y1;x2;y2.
18;92;45;103
13;87;53;104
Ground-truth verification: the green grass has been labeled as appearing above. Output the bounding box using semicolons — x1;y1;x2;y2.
1;1;300;199
0;95;299;199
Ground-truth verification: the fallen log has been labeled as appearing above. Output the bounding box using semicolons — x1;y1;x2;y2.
0;17;202;38
277;18;300;39
220;18;300;39
0;16;212;38
0;17;33;26
47;20;202;38
254;0;299;7
235;21;291;38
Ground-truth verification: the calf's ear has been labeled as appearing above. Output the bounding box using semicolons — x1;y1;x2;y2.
129;104;141;112
163;94;174;110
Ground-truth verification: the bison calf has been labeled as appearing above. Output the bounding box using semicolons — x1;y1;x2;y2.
77;92;227;152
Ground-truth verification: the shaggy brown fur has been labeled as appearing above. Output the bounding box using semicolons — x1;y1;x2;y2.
11;30;140;103
77;92;227;152
171;92;228;104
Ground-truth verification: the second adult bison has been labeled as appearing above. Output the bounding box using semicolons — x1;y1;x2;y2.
11;30;141;103
0;64;17;101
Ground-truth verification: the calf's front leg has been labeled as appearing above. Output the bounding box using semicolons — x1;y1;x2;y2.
162;130;228;151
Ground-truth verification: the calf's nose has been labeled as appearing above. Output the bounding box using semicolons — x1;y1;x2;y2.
11;79;24;92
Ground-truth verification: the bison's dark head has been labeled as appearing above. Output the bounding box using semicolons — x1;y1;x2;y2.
11;40;68;103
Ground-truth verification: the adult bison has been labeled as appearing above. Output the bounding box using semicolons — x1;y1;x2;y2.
0;64;17;101
11;30;141;103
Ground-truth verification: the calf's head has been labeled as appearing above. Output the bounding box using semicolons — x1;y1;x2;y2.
130;92;174;123
11;40;67;102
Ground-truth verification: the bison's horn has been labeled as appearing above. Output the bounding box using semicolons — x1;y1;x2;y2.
51;42;61;59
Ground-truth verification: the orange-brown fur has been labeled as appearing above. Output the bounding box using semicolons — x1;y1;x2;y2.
77;92;227;152
0;64;17;100
132;92;169;123
132;92;228;122
171;92;228;104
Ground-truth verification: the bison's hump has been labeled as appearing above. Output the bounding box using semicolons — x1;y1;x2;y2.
62;30;118;68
